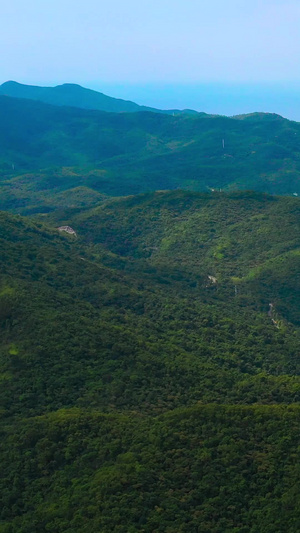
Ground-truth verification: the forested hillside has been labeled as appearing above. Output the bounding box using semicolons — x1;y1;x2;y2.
1;96;300;216
2;405;300;533
0;191;300;531
58;190;300;325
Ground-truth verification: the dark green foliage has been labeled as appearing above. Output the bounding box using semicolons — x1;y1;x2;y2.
0;191;300;531
67;190;300;324
1;405;300;532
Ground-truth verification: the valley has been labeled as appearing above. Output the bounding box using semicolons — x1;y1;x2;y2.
0;88;299;532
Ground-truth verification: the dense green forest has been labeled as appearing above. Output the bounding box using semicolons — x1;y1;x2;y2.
0;92;300;531
1;95;300;216
0;188;300;531
2;405;300;532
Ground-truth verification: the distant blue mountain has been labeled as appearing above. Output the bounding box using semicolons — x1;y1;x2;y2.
0;80;198;115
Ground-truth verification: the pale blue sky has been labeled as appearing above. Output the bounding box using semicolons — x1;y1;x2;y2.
2;0;300;84
2;0;300;116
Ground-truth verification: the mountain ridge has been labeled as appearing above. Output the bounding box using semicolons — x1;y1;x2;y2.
0;80;198;115
0;93;300;214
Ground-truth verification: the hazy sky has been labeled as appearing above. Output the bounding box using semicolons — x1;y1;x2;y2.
2;0;300;118
2;0;300;85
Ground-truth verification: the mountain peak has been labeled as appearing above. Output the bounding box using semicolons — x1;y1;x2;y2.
0;80;149;112
0;81;195;115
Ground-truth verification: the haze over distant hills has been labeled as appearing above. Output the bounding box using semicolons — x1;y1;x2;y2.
0;80;197;115
3;80;300;121
0;93;300;215
98;82;300;122
1;78;300;532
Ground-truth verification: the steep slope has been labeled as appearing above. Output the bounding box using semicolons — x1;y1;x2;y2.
64;190;300;325
1;200;299;420
1;193;300;531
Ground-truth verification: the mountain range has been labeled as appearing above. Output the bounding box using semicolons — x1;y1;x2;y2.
0;90;300;217
0;80;197;115
0;81;300;532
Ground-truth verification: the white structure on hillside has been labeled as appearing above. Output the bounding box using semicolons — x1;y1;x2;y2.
58;226;77;237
